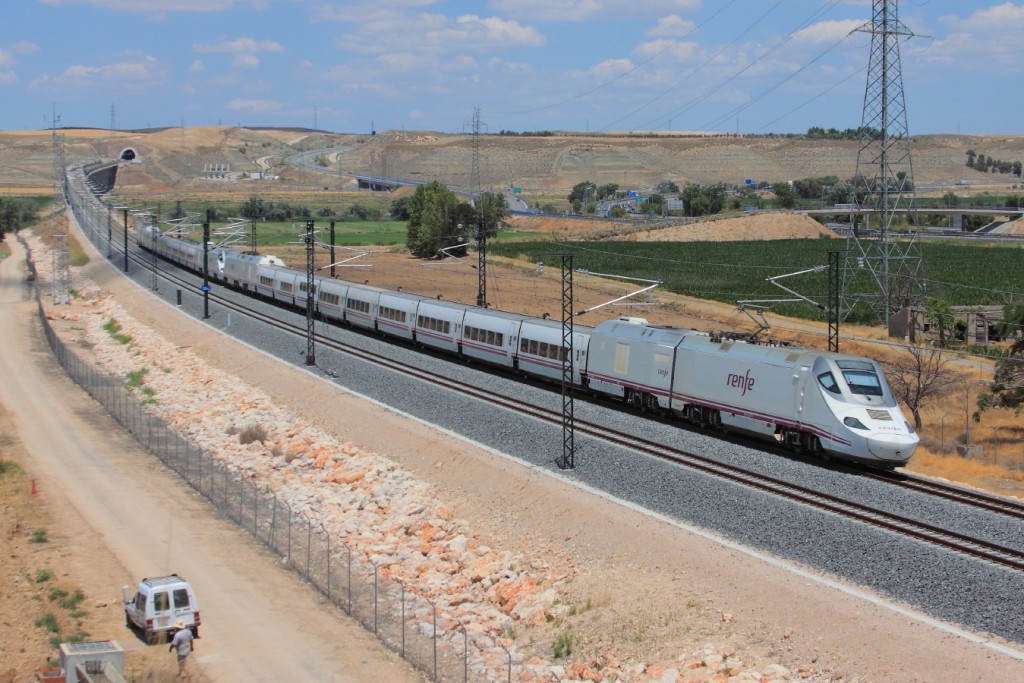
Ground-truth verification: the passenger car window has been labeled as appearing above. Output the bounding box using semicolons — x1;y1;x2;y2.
173;589;191;609
153;592;170;612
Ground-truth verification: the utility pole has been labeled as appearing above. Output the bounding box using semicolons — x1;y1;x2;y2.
828;251;840;353
329;221;336;278
304;220;316;366
122;207;129;272
558;254;575;470
202;210;211;319
469;107;487;307
843;0;923;335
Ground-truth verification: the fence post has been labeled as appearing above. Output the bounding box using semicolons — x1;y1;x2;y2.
306;517;311;578
401;582;406;658
326;535;331;602
287;505;292;567
371;560;379;634
500;643;512;683
347;545;352;614
460;623;468;683
432;599;438;683
253;480;258;536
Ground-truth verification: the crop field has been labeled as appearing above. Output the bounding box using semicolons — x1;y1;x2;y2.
489;239;1024;321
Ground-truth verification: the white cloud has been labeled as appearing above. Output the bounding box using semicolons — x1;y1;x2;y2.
9;41;40;55
233;54;261;69
487;0;699;22
792;19;865;44
646;15;696;38
0;50;14;69
0;71;17;85
37;0;247;11
188;59;205;73
950;2;1024;30
634;39;697;63
225;98;285;113
340;12;544;54
29;55;167;92
193;38;284;54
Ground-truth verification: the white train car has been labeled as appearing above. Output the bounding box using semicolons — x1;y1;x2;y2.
376;291;423;340
461;309;527;368
344;283;381;331
414;299;467;353
668;328;917;466
584;318;689;412
315;279;348;322
517;318;592;385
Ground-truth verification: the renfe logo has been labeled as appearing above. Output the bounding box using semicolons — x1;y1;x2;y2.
726;369;756;396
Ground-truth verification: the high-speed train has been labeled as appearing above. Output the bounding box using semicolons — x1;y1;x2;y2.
138;226;919;469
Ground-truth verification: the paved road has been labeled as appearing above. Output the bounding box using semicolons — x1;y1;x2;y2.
0;236;423;683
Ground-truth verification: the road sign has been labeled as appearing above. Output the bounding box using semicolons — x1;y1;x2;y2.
201;284;211;292
512;187;522;193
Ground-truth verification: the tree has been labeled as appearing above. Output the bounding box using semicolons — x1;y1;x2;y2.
925;297;956;348
885;346;963;430
965;149;976;167
977;304;1024;417
475;191;509;239
568;180;596;207
772;182;798;209
390;196;411;221
406;181;464;258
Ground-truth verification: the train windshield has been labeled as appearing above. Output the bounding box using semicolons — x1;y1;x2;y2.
836;360;884;397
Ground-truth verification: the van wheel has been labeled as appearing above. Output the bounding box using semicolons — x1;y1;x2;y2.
145;629;156;645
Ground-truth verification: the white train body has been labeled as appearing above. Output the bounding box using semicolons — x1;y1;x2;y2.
139;231;918;468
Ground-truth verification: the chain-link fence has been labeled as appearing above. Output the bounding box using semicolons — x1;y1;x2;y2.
20;217;518;682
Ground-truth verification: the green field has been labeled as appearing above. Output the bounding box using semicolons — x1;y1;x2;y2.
489;239;1024;321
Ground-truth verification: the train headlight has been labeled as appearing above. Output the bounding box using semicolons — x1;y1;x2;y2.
843;417;869;430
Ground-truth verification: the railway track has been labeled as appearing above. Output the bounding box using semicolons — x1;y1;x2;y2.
113;242;1024;574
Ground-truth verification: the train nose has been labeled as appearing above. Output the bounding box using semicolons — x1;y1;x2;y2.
867;432;919;462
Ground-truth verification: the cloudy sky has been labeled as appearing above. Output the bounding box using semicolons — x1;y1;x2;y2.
1;1;1021;135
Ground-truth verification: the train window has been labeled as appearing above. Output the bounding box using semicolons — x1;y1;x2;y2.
841;369;884;397
280;282;293;293
538;342;548;357
495;332;504;346
520;339;528;353
443;321;450;334
487;331;496;345
818;372;841;394
260;276;274;287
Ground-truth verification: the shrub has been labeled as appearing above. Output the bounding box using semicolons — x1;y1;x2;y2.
34;612;59;633
35;569;55;583
552;632;573;658
29;529;48;544
238;423;268;445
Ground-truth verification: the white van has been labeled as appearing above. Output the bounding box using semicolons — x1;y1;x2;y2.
123;574;201;644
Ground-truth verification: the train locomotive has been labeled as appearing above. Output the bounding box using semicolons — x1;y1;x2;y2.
138;226;919;469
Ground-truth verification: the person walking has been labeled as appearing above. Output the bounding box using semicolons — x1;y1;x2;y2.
168;619;195;678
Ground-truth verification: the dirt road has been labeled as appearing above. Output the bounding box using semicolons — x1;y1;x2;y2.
0;237;423;682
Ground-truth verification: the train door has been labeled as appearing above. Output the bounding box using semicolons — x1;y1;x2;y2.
792;361;810;427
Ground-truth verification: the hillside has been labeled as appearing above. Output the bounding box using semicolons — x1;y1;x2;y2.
2;127;1022;199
